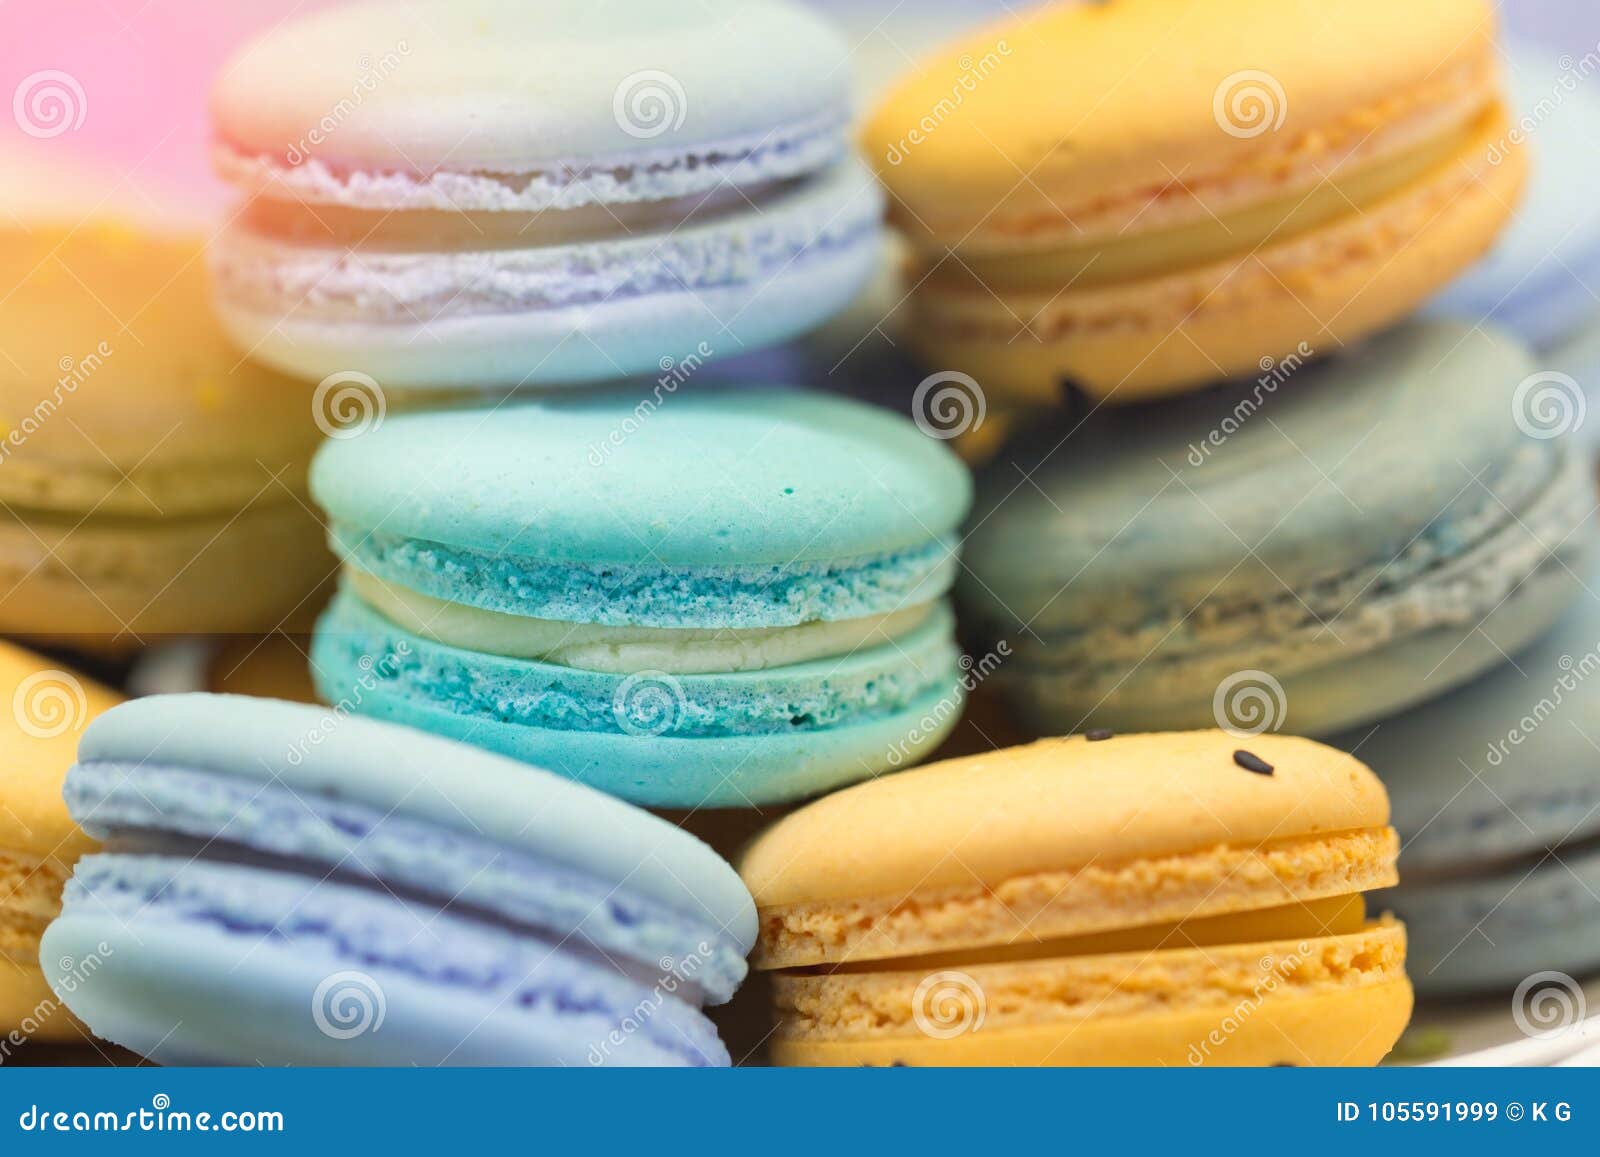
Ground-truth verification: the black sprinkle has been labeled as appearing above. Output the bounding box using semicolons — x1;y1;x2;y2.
1271;1062;1299;1068
1086;728;1114;742
1234;750;1275;775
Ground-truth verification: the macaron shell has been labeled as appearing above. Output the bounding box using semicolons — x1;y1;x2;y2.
865;0;1496;246
77;693;755;947
214;0;850;176
908;132;1523;404
770;972;1413;1067
740;731;1390;908
311;390;972;567
311;594;965;809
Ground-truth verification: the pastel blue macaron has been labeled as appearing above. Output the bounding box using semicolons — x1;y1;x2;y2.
311;389;972;807
207;0;881;389
961;321;1600;738
1426;45;1600;451
1334;578;1600;995
42;694;755;1066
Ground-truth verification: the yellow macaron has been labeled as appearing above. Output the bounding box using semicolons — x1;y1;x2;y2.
741;731;1411;1066
0;147;331;652
0;641;122;1044
864;0;1522;405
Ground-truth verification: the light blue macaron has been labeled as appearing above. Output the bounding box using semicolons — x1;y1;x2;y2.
1426;45;1600;450
208;0;882;390
961;321;1599;738
310;389;973;807
1332;578;1600;995
43;694;755;1066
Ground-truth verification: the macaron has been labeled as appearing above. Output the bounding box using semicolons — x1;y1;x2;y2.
310;389;971;808
1425;45;1600;451
1332;581;1600;995
0;642;122;1044
43;694;755;1066
864;0;1523;405
962;322;1599;738
741;731;1412;1066
1426;46;1600;349
0;148;330;651
208;0;881;390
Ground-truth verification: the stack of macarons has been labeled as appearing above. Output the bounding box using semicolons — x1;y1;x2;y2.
740;731;1412;1065
207;0;882;391
0;149;330;653
0;643;122;1051
43;694;756;1066
309;389;972;808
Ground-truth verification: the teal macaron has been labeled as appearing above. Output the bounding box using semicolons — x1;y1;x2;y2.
310;389;972;807
962;321;1600;738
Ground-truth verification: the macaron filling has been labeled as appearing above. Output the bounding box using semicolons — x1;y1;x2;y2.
61;854;729;1066
330;524;960;630
66;759;747;1004
213;156;882;325
348;566;936;674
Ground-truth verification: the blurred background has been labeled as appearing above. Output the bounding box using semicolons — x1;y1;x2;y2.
4;0;1591;201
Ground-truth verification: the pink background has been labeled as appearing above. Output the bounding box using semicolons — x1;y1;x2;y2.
0;0;1589;209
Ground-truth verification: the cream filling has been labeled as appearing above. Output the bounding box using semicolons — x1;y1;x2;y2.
348;568;934;675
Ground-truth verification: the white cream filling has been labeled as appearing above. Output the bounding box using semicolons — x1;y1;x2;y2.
347;568;933;675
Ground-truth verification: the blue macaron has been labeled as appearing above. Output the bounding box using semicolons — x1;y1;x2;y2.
1333;579;1600;995
43;694;755;1065
961;321;1599;738
208;0;881;390
310;389;972;807
1425;45;1600;452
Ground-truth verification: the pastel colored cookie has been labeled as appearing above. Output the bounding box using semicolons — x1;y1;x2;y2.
0;146;330;651
962;322;1599;738
864;0;1522;404
1426;45;1600;350
1330;579;1600;995
208;0;881;389
741;732;1412;1066
43;694;755;1065
0;641;123;1044
309;389;971;807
